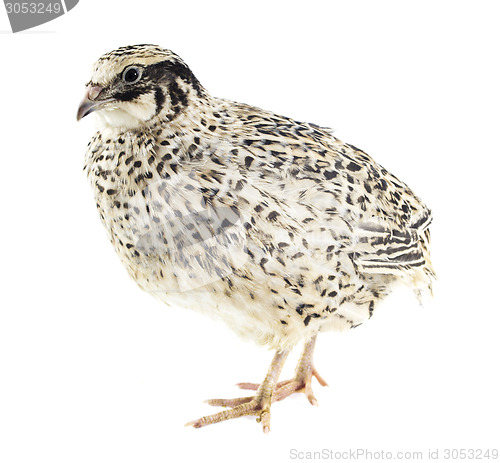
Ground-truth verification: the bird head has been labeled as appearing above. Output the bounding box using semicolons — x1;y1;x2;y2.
77;44;205;130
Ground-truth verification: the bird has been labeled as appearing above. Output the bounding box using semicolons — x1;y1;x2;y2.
77;44;434;433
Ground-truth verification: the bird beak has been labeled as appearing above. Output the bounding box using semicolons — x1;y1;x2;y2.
77;86;114;121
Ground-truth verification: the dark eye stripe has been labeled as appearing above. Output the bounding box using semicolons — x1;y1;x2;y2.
154;88;165;115
114;88;146;102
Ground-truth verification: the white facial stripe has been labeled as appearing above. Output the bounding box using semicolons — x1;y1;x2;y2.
95;92;158;130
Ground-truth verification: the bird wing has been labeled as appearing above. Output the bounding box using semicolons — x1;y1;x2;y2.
229;105;433;279
352;208;432;275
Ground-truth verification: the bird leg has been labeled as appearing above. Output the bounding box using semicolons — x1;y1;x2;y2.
186;349;289;433
238;334;327;406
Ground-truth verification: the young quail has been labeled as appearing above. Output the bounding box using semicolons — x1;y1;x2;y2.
77;45;434;432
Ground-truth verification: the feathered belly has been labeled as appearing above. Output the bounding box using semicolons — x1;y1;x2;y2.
112;230;394;350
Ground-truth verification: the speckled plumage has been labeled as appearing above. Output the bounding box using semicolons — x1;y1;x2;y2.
78;45;434;430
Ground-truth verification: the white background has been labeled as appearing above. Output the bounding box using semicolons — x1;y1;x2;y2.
1;1;499;462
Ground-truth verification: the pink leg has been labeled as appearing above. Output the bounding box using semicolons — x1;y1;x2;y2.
238;334;328;405
186;349;290;433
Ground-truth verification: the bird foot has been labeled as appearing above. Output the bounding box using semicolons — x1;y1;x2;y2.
185;392;274;433
186;349;289;432
237;367;328;405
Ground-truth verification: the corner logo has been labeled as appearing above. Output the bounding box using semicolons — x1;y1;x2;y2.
3;1;78;32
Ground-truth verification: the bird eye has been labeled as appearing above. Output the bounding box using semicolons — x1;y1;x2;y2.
122;66;142;83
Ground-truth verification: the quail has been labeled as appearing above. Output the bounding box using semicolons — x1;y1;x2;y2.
77;45;434;432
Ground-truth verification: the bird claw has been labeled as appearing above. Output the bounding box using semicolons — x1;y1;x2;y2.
186;341;326;432
187;349;290;432
186;396;273;432
237;367;328;405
